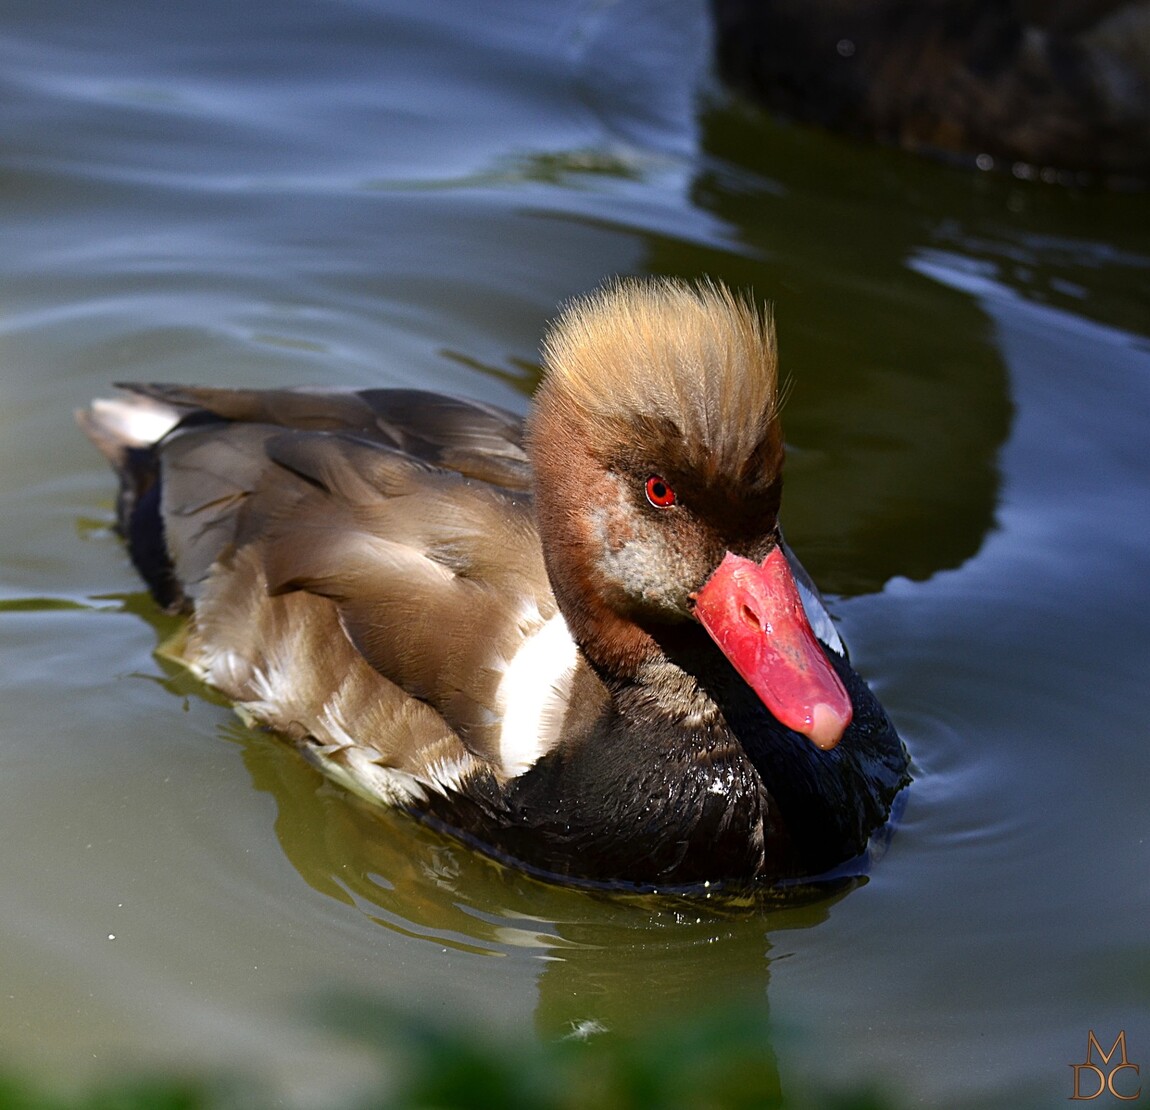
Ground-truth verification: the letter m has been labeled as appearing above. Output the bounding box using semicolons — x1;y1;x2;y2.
1086;1030;1131;1068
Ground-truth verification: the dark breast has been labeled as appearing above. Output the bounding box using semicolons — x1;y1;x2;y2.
416;643;908;891
418;717;779;890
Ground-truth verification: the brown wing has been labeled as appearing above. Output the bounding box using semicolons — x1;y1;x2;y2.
91;385;575;796
125;382;532;489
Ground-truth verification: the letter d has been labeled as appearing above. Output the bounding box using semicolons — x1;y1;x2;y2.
1070;1063;1105;1100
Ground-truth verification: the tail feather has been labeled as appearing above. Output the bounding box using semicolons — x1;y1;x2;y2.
75;392;183;471
78;389;188;612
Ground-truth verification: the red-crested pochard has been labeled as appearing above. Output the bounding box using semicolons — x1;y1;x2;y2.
81;279;909;891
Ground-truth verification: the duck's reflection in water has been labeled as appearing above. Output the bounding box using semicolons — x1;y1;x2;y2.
235;717;852;1055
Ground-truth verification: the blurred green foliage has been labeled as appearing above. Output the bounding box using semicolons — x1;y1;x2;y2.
0;1001;897;1110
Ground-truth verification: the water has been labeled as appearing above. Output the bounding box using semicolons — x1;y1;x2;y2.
2;0;1149;1105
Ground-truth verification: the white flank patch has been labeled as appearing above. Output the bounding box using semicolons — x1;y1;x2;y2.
495;610;579;776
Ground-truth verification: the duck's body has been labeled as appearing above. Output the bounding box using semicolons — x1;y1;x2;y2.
81;280;909;891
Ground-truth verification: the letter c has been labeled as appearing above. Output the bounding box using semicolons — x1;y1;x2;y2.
1108;1063;1142;1101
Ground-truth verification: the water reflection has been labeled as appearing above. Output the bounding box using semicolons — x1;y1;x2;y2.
117;562;862;1056
639;101;1015;595
224;712;854;1042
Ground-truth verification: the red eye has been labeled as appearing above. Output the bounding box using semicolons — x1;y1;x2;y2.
645;475;677;508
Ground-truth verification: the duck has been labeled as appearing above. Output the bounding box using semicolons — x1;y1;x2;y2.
80;278;910;892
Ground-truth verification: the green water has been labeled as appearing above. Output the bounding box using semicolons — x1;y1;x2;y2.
2;1;1148;1106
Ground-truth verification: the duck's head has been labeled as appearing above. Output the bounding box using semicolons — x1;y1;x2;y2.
527;278;851;750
